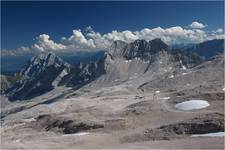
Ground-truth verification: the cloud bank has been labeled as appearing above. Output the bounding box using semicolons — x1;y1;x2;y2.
1;21;224;56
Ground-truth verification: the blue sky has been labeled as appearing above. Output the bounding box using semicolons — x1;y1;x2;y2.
1;1;224;55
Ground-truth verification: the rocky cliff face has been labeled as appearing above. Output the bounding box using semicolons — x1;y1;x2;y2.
109;39;169;60
6;53;71;101
20;52;71;78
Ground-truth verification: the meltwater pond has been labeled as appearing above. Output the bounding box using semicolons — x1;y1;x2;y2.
175;100;210;111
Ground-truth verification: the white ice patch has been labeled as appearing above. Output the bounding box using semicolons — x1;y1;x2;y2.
169;75;174;78
175;100;210;111
222;87;225;91
192;132;225;137
161;97;170;100
62;132;90;136
155;90;160;94
21;118;36;123
182;65;187;70
182;72;187;75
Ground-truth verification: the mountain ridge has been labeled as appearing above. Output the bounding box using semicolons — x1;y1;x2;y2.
4;38;217;101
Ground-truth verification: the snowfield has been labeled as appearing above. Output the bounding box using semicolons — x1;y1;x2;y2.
192;132;225;137
62;132;90;136
175;100;210;111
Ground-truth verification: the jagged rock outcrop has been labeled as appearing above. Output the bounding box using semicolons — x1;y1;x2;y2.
6;53;71;101
124;113;224;142
109;39;169;60
58;56;106;87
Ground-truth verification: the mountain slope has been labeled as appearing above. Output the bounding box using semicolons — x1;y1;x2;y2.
138;53;224;92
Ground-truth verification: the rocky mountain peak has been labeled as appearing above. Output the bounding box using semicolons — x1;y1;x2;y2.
7;52;72;101
20;52;70;78
108;39;169;60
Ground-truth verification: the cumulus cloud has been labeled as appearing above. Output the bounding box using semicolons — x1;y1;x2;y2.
189;21;207;29
32;34;66;51
65;29;96;49
1;21;224;56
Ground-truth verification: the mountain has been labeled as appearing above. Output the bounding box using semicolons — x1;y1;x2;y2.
95;39;203;86
2;39;224;149
6;53;71;101
5;39;204;101
185;39;224;58
6;52;106;101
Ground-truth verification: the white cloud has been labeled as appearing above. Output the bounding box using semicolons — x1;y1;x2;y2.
1;46;31;56
1;21;224;56
66;29;96;49
32;34;66;51
189;21;207;29
215;28;223;34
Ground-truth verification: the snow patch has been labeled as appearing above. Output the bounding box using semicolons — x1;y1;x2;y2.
62;132;90;136
52;68;69;87
192;132;225;137
21;118;36;123
175;100;210;111
182;65;187;70
222;87;225;91
169;75;174;78
161;97;170;100
155;90;160;94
